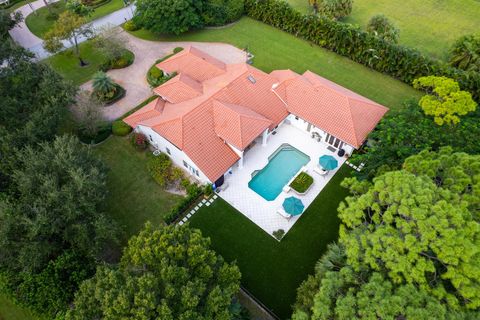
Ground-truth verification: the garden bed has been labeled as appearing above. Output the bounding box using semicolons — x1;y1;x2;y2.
99;84;126;106
78;122;112;145
290;172;314;194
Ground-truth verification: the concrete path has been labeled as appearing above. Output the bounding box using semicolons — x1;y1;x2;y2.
80;29;247;121
8;0;135;59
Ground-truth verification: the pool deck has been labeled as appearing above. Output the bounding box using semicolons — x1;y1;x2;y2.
218;123;346;236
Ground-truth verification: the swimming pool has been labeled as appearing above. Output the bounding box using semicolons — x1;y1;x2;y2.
248;144;310;201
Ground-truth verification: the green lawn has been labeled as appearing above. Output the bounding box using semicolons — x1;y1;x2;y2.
44;41;105;86
0;295;40;320
94;136;183;238
288;0;480;60
25;0;125;38
189;165;352;319
127;17;420;111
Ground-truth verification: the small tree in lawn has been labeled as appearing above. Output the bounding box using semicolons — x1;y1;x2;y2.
92;71;117;100
75;90;103;137
413;76;477;126
43;11;93;66
92;25;127;65
449;33;480;72
66;0;93;17
367;14;399;43
315;0;353;20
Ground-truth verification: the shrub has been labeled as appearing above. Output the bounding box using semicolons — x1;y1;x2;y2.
123;20;139;31
92;71;117;99
164;183;203;224
244;0;480;102
290;172;314;193
173;47;184;53
272;229;285;241
131;132;148;150
112;120;132;136
204;184;213;197
147;153;172;187
449;33;480;73
317;0;352;20
367;14;399;43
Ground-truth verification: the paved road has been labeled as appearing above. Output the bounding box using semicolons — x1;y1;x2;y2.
8;0;135;59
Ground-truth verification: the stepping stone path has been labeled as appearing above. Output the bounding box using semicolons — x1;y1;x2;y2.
176;194;219;226
345;160;365;172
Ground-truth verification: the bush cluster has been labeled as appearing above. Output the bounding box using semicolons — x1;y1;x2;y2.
244;0;480;101
203;0;245;26
111;120;132;136
123;20;139;31
164;183;204;224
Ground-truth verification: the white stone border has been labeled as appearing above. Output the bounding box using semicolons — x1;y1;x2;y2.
345;160;365;172
178;194;218;226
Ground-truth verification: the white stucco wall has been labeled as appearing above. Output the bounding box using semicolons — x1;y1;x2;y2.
136;125;212;184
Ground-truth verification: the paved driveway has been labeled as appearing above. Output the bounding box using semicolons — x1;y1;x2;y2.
80;29;247;120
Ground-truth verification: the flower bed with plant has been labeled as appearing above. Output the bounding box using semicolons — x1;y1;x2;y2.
91;71;126;105
146;48;183;87
290;172;314;193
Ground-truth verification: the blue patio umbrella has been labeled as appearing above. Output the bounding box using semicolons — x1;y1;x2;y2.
319;155;338;170
282;196;305;216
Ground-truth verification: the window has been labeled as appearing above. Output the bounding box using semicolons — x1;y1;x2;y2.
295;116;299;120
148;135;153;142
195;169;199;177
183;160;188;168
166;147;171;155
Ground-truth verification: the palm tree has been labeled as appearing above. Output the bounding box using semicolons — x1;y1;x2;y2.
92;71;117;99
449;34;480;72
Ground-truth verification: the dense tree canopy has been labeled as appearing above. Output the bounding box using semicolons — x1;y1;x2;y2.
403;147;480;216
339;171;480;309
134;0;205;35
202;0;244;26
350;100;480;179
413;76;477;126
0;135;118;315
66;224;241;320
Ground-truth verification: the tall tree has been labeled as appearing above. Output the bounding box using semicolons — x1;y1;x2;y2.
339;171;480;309
43;11;93;66
134;0;205;35
66;224;241;320
0;9;22;39
413;76;477;126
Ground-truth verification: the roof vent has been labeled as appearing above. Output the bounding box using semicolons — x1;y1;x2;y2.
247;75;256;84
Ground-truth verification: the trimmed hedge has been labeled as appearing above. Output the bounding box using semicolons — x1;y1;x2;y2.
99;50;135;71
164;184;203;224
78;122;112;144
244;0;480;101
112;120;132;136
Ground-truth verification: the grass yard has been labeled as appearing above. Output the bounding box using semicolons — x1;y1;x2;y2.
127;17;420;111
94;136;183;238
25;0;125;38
189;165;352;319
288;0;480;60
0;295;40;320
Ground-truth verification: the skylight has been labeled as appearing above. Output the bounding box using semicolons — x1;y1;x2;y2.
247;75;256;84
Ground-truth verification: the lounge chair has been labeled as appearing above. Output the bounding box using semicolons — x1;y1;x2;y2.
277;208;292;221
313;165;328;176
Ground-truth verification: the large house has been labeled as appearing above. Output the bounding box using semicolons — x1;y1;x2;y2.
124;46;388;186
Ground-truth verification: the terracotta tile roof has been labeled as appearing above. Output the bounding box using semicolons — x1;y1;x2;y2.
153;73;203;103
125;47;387;182
213;100;272;150
272;70;388;148
156;46;226;82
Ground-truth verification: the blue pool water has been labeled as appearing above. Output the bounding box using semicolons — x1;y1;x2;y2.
248;145;310;201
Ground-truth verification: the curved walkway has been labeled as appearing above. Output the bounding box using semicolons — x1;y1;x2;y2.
8;0;135;59
80;29;247;121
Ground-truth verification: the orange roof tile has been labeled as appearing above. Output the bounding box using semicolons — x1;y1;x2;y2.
213;100;271;150
273;70;388;148
153;73;203;103
156;46;226;82
125;47;387;181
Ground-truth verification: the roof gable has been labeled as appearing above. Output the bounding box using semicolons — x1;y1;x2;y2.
153;73;203;103
213;100;271;150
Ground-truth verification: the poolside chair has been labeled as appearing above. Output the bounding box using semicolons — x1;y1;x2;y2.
277;208;292;221
313;165;328;177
